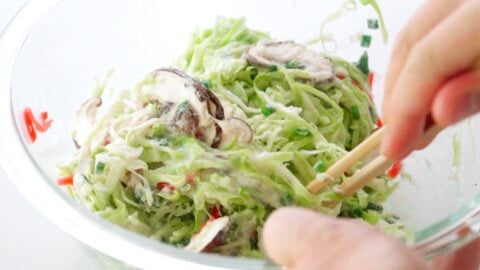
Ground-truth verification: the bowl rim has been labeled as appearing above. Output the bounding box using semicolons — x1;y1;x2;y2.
0;1;479;269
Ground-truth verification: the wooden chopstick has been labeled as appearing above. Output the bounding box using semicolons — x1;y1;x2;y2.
307;126;386;193
339;124;442;196
338;155;393;196
307;124;442;196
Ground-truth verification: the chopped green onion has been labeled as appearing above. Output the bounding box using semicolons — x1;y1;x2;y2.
95;162;105;173
341;207;363;218
180;213;195;222
268;65;278;72
314;161;327;172
157;138;169;146
367;19;379;29
285;61;303;69
292;128;311;138
360;0;389;42
356;51;370;75
351;105;361;120
202;80;212;89
173;238;190;247
261;106;276;116
249;232;259;249
281;193;293;205
361;35;372;48
366;202;383;212
385;217;397;224
176;101;189;113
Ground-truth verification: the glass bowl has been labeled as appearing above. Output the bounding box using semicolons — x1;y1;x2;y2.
0;1;479;269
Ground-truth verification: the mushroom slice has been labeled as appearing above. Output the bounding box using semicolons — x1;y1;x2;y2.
167;101;223;148
159;101;175;116
144;68;223;147
145;68;254;148
72;97;102;148
210;123;223;149
170;102;200;136
205;90;225;120
185;216;230;252
245;41;333;83
215;117;253;148
153;68;224;120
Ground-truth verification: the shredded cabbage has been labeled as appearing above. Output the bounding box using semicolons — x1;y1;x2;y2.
60;17;410;258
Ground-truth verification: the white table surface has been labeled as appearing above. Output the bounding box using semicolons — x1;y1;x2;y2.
0;1;104;269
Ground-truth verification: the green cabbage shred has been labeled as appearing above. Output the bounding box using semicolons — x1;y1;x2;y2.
61;17;410;258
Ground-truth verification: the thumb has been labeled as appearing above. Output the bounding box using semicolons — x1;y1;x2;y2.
262;207;428;270
432;69;480;127
262;207;340;268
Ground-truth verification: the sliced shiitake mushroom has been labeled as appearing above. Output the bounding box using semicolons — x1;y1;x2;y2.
210;123;223;149
245;41;333;83
72;69;253;149
159;101;175;116
185;216;230;252
150;69;223;146
150;68;253;148
170;102;200;136
72;97;102;148
154;68;224;120
215;117;253;148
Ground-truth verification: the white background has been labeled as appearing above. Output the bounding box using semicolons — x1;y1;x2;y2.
0;1;104;269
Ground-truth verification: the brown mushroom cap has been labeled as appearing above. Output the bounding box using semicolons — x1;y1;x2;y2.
184;216;230;252
244;41;333;83
72;69;254;150
154;68;224;120
151;68;253;149
170;102;200;136
215;117;253;148
77;97;102;119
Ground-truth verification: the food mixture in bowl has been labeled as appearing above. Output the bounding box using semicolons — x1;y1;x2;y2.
59;18;409;258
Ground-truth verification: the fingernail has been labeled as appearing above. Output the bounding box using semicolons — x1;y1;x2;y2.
380;119;422;161
380;126;398;159
380;129;399;160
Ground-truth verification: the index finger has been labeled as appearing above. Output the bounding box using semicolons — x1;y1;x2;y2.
383;0;465;118
382;0;480;160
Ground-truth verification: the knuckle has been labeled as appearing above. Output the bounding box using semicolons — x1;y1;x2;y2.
410;40;443;75
391;29;413;59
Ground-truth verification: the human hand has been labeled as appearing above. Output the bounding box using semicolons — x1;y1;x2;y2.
381;0;480;161
262;207;480;270
262;207;428;270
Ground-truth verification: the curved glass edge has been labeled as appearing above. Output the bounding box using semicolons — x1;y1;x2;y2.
0;3;280;269
0;1;479;268
423;214;480;260
0;0;272;269
414;196;480;259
